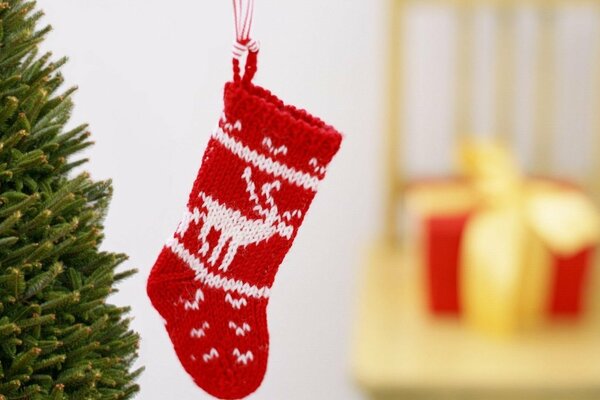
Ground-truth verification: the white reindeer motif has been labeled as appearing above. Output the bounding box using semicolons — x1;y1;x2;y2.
195;166;302;272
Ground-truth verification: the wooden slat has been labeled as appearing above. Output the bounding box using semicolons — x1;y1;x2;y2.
495;1;516;144
590;5;600;202
384;0;405;245
533;1;557;175
387;0;600;219
455;0;473;140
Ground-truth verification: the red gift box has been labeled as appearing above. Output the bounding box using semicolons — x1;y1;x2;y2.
549;247;596;317
424;212;470;315
407;179;598;321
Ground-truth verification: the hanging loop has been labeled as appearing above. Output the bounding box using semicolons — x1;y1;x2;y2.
232;0;259;84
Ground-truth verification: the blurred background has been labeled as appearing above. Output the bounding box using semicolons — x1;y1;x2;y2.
36;0;600;399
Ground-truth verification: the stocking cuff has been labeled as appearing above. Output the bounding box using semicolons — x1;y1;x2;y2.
221;82;343;190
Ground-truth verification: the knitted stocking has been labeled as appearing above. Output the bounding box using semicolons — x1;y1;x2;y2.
146;30;342;400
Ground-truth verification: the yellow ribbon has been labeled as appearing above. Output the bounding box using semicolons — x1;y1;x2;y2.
461;139;600;336
408;139;600;337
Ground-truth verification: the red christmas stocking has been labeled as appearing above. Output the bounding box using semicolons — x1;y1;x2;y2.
146;3;342;399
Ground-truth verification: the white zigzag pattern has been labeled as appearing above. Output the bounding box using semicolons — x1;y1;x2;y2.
283;210;302;221
225;293;248;309
262;137;288;156
190;322;210;338
213;127;321;192
203;348;219;362
228;321;252;336
221;115;242;133
167;238;271;299
233;348;254;365
309;158;327;175
183;288;204;310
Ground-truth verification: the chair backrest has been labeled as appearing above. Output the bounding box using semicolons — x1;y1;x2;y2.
384;0;600;244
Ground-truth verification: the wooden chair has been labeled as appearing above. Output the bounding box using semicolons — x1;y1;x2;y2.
353;1;600;399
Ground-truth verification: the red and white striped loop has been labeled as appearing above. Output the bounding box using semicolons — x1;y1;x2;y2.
232;39;260;61
233;0;256;43
232;0;259;82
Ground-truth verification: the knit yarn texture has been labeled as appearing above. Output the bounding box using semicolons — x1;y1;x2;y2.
147;80;342;399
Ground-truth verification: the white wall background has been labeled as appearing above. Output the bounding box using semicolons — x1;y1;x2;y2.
37;1;384;399
34;1;599;399
400;4;599;180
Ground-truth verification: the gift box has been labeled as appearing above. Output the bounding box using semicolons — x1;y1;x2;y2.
405;141;600;336
425;212;470;314
549;247;595;316
406;180;475;316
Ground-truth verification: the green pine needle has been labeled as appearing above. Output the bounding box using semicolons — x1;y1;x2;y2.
0;1;142;398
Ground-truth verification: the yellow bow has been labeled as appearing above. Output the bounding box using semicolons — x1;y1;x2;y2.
459;139;600;336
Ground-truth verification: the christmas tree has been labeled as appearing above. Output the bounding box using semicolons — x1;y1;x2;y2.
0;1;142;399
